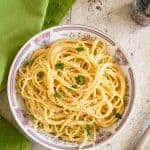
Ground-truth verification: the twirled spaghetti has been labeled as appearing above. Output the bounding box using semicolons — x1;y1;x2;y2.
16;38;126;144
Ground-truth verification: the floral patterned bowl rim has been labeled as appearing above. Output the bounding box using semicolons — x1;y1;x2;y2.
7;24;135;150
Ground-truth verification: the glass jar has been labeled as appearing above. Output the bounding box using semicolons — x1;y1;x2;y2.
131;0;150;26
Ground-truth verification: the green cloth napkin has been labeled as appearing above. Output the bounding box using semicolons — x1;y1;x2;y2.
0;0;74;149
0;117;30;150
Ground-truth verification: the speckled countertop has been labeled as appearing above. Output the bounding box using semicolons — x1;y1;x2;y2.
0;0;150;150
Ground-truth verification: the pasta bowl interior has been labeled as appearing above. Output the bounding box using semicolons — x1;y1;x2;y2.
7;25;134;150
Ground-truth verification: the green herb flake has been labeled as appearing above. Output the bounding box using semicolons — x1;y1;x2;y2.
115;113;122;119
103;72;109;78
37;72;44;79
76;47;85;52
54;91;61;98
84;124;91;135
72;84;78;89
75;75;85;85
55;63;64;70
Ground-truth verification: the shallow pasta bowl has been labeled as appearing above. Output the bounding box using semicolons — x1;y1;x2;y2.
7;24;135;150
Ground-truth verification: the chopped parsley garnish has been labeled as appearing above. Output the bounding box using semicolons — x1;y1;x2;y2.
115;113;122;119
54;91;61;98
75;75;85;85
37;71;44;79
76;47;85;52
84;124;92;135
72;84;78;89
103;72;109;78
55;63;64;70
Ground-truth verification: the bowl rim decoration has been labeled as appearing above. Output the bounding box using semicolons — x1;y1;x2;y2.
7;24;135;150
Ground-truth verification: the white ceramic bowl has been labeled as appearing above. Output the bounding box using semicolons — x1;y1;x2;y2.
7;25;134;150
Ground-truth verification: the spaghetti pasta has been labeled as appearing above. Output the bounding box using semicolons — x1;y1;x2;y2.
16;38;126;144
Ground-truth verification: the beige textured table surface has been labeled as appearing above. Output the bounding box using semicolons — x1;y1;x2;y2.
0;0;150;150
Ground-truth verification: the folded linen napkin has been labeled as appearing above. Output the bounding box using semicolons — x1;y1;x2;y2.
0;0;74;149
